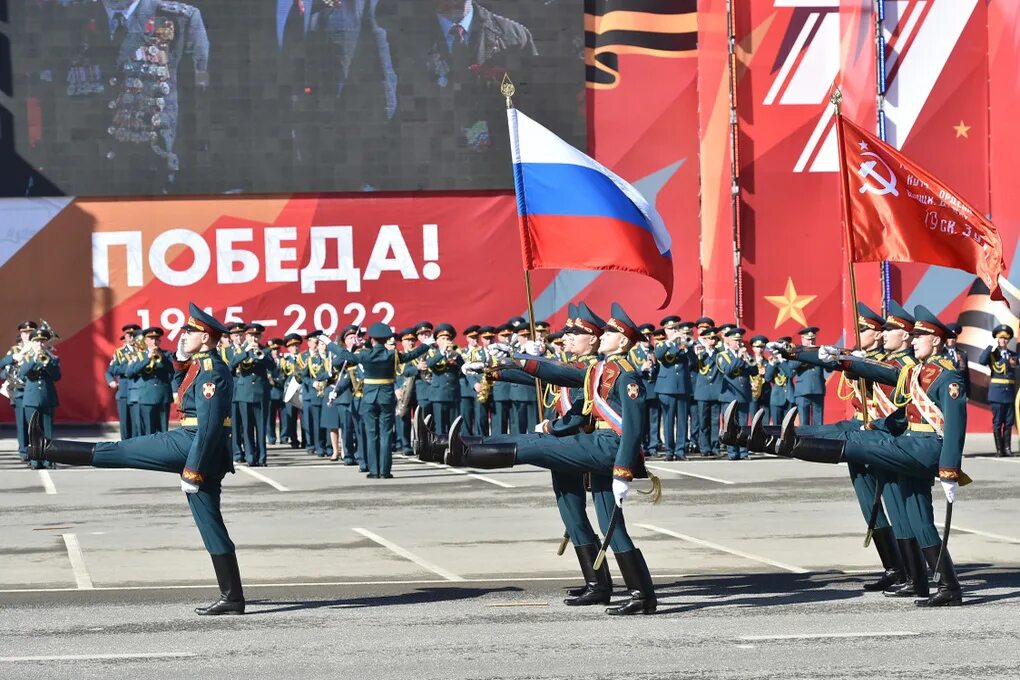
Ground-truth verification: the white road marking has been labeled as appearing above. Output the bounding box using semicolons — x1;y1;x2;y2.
0;652;196;662
236;465;289;491
352;528;465;582
981;456;1020;464
413;459;515;488
953;525;1020;544
0;573;694;593
739;631;918;641
61;534;94;590
645;464;735;485
636;524;809;574
37;470;57;495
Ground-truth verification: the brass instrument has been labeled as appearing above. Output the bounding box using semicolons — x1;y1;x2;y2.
395;374;416;417
1;344;25;403
476;373;492;403
750;355;766;399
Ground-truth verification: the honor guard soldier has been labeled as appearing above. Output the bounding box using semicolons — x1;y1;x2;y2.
749;335;770;418
791;327;826;425
716;328;754;460
280;334;305;448
426;324;465;434
266;338;285;445
28;303;245;615
236;324;273;466
18;327;61;469
944;324;969;396
327;323;432;477
2;321;39;461
412;322;436;422
980;325;1017;457
764;336;793;425
756;305;967;607
127;327;174;434
655;316;695;460
105;324;142;440
224;322;247;462
490;325;515;434
437;302;659;615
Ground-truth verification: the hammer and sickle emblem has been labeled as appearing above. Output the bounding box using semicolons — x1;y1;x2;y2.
857;152;899;197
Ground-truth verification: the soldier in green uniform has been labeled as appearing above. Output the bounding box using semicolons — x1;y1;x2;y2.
979;325;1016;457
280;334;304;448
655;316;695;460
753;305;967;607
394;328;419;455
2;321;38;462
693;325;721;454
490;324;515;434
458;326;482;434
412;322;436;422
430;302;658;615
300;332;333;457
426;324;465;434
125;329;146;438
633;323;660;457
791;327;826;425
27;303;244;616
266;338;285;445
126;327;174;435
507;318;538;433
235;324;272;466
18;327;61;470
104;324;142;440
326;323;432;477
764;336;793;425
224;322;247;463
749;335;770;420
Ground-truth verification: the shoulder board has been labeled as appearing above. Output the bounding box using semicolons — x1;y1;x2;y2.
613;356;636;372
203;358;213;371
935;357;955;371
158;1;196;16
901;355;916;366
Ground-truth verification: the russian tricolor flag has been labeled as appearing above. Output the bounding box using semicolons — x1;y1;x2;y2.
508;108;674;307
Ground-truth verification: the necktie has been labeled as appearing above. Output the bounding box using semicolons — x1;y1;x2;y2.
282;0;305;49
111;11;127;43
449;24;470;68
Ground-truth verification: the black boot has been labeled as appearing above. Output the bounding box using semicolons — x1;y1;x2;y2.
885;538;930;598
745;409;780;452
1005;429;1014;458
445;417;516;469
863;527;906;591
564;544;613;606
719;401;741;446
916;543;962;607
28;413;95;465
605;549;656;615
993;429;1004;457
412;408;447;463
195;553;246;615
772;410;844;462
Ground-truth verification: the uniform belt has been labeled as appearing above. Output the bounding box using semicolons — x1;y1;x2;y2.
179;417;232;427
991;378;1015;384
363;378;395;385
594;421;614;430
907;422;936;432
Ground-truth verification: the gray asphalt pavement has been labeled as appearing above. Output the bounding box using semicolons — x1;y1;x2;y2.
2;433;1020;679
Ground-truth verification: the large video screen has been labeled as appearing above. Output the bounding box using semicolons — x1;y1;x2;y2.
0;0;585;197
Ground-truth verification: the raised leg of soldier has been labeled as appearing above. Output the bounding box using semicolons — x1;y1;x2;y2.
590;474;656;615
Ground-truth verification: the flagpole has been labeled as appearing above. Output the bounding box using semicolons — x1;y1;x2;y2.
831;90;870;430
503;75;545;426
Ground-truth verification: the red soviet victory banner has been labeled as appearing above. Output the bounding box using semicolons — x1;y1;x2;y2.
835;114;1007;300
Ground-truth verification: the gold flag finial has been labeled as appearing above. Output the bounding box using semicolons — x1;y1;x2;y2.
830;89;843;113
501;73;516;109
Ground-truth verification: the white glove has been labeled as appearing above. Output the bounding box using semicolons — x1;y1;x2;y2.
534;420;548;433
108;380;118;388
612;478;630;507
941;480;958;504
850;350;867;358
180;478;200;494
524;340;545;356
765;341;783;352
462;361;485;375
817;345;839;363
176;335;191;361
487;342;513;360
421;335;436;346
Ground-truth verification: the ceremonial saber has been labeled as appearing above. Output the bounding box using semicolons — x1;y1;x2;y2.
557;532;570;556
933;500;953;582
593;505;622;571
863;478;885;547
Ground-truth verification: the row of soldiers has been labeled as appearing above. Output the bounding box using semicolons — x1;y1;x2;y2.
1;320;62;468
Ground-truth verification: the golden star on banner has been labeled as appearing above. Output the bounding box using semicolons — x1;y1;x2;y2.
953;120;970;138
764;278;817;328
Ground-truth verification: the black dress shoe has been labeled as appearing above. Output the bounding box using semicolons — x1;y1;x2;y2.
382;473;394;479
367;473;380;479
195;597;245;616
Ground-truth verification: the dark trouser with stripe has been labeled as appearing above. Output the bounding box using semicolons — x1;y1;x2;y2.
268;399;283;444
991;402;1014;437
394;408;412;453
129;401;142;438
698;400;720;452
240;400;267;465
658;394;688;456
138;403;165;436
512;401;538;435
339;405;359;464
15;397;27;459
473;400;490;436
93;429;235;555
116;398;132;440
492;400;511;435
23;405;53;469
232;401;245;460
724;402;749;459
305;403;323;455
796;395;825;426
769;404;788;426
644;397;662;451
432;401;458;436
459;397;475;436
363;400;396;475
